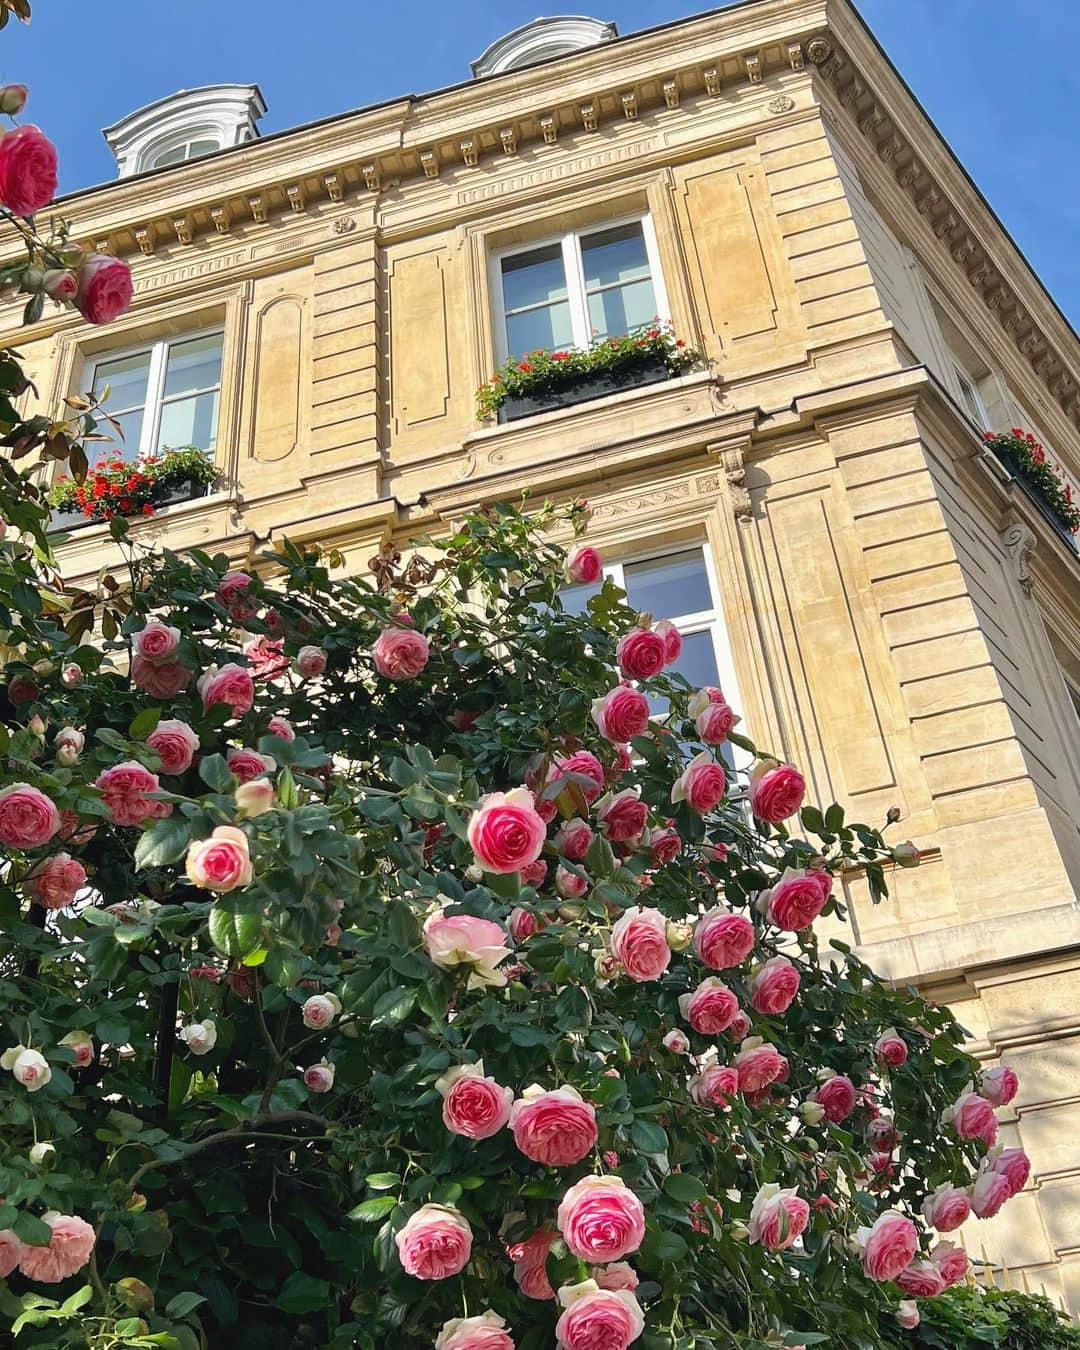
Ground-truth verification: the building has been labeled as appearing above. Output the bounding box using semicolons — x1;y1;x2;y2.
4;0;1079;1309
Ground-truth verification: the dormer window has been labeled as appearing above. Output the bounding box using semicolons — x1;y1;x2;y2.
471;16;618;78
150;138;222;169
103;84;266;178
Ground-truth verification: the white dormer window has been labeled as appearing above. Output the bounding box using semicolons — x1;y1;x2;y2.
150;138;222;169
471;15;618;78
103;84;266;178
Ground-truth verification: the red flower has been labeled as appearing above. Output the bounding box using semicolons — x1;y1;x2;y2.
518;362;532;372
675;339;685;348
647;328;660;338
142;504;154;516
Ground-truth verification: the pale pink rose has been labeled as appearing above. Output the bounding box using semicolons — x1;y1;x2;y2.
436;1062;513;1140
226;747;274;784
591;685;650;743
565;544;602;585
597;789;647;843
510;1085;597;1165
921;1184;970;1233
896;1300;920;1330
748;1184;810;1250
235;778;275;818
558;1176;645;1263
17;1213;94;1283
436;1310;514;1350
663;1028;690;1054
185;825;253;892
931;1240;969;1287
508;1226;556;1300
895;1261;946;1299
671;751;726;814
551;751;606;804
198;664;255;718
646;825;680;864
53;728;85;767
748;761;806;823
295;644;327;679
970;1169;1011;1218
978;1066;1018;1108
60;664;82;689
765;869;832;931
749;956;801;1015
372;628;429;680
146;720;200;775
131;654;191;699
654;619;681;664
616;628;666;681
556;865;589;899
520;858;547;887
809;1074;856;1123
301;993;341;1030
555;818;593;861
610;744;633;776
0;1229;23;1278
5;1046;51;1091
875;1029;909;1068
178;1019;217;1055
0;84;27;115
868;1116;899;1151
0;783;60;848
729;1010;752;1042
303;1058;335;1093
215;571;255;613
95;761;171;828
610;906;671;982
696;698;737;745
946;1091;998;1145
859;1211;919;1282
734;1039;787;1093
993;1148;1030;1196
131;619;180;666
690;1063;740;1107
59;1030;94;1068
0;124;58;216
422;911;511;989
26;853;86;910
595;1262;639;1292
555;1281;644;1350
694;906;756;970
75;254;133;325
467;787;546;874
395;1204;472;1280
244;635;288;680
267;715;295;742
680;978;740;1035
507;906;541;940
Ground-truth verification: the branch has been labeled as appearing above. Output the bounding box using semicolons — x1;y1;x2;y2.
127;1110;328;1190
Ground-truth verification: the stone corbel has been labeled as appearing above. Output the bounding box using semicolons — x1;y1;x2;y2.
702;66;720;95
539;114;558;143
708;436;754;523
1001;513;1037;596
662;77;679;108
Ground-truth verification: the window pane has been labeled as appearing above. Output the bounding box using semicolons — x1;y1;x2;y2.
501;245;568;312
92;408;144;464
91;350;151;412
582;223;651;289
152;145;186;168
505;302;573;358
560;581;600;617
188;139;219;158
624;550;712;619
645;629;720;717
163;334;223;397
157;390;219;452
587;278;658;340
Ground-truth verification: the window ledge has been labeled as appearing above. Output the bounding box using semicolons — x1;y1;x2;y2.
50;489;231;547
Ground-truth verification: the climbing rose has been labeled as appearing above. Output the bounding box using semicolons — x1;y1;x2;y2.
17;1213;94;1283
748;760;806;822
557;1176;645;1263
616;627;666;680
198;663;255;717
993;1147;1030;1196
809;1073;856;1122
131;619;180;665
554;818;593;860
749;956;801;1015
235;779;274;818
395;1204;472;1280
373;627;430;679
178;1020;217;1055
672;751;726;814
970;1168;1011;1219
131;654;190;699
96;761;171;827
552;750;606;803
244;635;288;680
0;124;58;216
59;1030;94;1068
931;1240;969;1287
0;1230;22;1278
0;783;60;848
680;977;740;1034
436;1310;515;1350
654;618;681;663
591;684;650;742
875;1028;909;1068
2;1046;51;1091
945;1091;998;1145
295;645;327;679
301;993;341;1030
467;788;545;874
690;1063;740;1107
921;1183;970;1232
596;788;647;842
765;868;832;931
422;911;511;990
215;571;255;616
858;1211;918;1282
146;719;199;775
663;1029;690;1054
610;906;671;981
895;1261;946;1299
226;747;274;783
185;825;253;892
437;1062;513;1140
734;1038;787;1093
508;1227;556;1300
510;1085;597;1165
555;1279;645;1350
595;1263;639;1292
896;1300;920;1330
42;266;76;304
75;253;133;325
646;825;680;863
267;715;295;742
747;1184;809;1250
302;1059;335;1093
556;865;588;899
26;853;86;909
694;906;756;969
978;1065;1018;1107
507;906;541;940
564;544;602;585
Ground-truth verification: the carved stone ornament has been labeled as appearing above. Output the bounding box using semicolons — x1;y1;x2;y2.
805;36;832;65
767;95;796;115
332;217;357;235
788;42;804;70
702;66;720;95
718;444;753;522
539;114;558;143
743;52;762;83
1002;519;1037;595
662;77;679;109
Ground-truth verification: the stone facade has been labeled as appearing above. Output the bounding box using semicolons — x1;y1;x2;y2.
3;0;1079;1310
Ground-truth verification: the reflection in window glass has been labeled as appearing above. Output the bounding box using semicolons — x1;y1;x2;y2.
624;550;712;619
92;350;152;412
560;581;599;617
644;630;719;716
506;303;574;358
502;245;568;310
163;333;223;397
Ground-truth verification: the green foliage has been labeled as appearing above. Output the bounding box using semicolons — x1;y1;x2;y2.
883;1283;1080;1350
982;430;1080;534
47;447;218;524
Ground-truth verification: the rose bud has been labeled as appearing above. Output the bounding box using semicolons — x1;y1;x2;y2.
0;84;28;115
891;841;921;868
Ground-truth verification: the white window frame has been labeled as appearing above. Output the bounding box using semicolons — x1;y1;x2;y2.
489;211;670;365
150;137;221;169
954;364;990;431
87;326;224;463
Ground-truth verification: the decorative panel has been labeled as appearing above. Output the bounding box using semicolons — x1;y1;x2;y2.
251;296;303;463
389;248;451;434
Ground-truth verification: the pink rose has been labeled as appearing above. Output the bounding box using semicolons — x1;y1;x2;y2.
244;635;289;680
295;645;327;679
60;664;82;689
859;1211;918;1282
422;911;511;989
896;1300;920;1330
610;906;671;982
749;956;801;1015
931;1240;969;1287
591;685;650;743
373;628;429;680
131;619;180;666
895;1261;946;1299
728;1009;752;1042
552;751;606;804
43;267;78;302
146;720;199;775
663;1028;690;1054
557;1176;645;1263
978;1066;1018;1107
946;1091;998;1145
993;1147;1030;1196
0;124;58;217
680;978;739;1035
267;715;295;742
216;571;256;618
809;1074;856;1123
734;1039;787;1092
395;1204;472;1280
4;1046;50;1091
875;1029;909;1068
765;869;832;931
749;761;806;823
555;818;593;861
95;761;171;828
748;1184;810;1250
468;788;546;874
671;751;726;814
595;1262;639;1292
921;1184;970;1233
970;1168;1011;1219
696;699;737;745
690;1063;740;1107
131;654;191;699
302;1058;335;1093
0;783;60;848
17;1213;94;1283
510;1084;598;1165
868;1116;899;1152
694;906;756;970
26;853;86;910
555;1281;644;1350
616;627;666;680
565;544;602;585
199;663;255;718
654;619;681;664
520;858;547;887
556;865;589;899
437;1062;513;1140
236;779;275;818
75;254;133;325
300;993;341;1030
646;825;680;864
597;789;647;843
226;747;274;784
507;906;541;940
0;1229;23;1279
185;825;252;892
508;1227;556;1300
59;1030;94;1068
436;1311;514;1350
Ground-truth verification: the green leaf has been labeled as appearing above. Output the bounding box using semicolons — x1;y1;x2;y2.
824;803;845;832
58;1286;93;1316
662;1172;707;1204
129;706;163;739
14;1211;52;1246
134;815;192;870
372;986;417;1024
365;1173;400;1190
165;1291;207;1319
630;1119;669;1154
274;1271;332;1315
800;805;825;834
207;906;263;959
348;1196;398;1222
199;753;233;792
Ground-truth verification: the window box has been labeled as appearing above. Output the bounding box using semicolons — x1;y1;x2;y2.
48;445;217;530
982;429;1080;542
499;353;671;422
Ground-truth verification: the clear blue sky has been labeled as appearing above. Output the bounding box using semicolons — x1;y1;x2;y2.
3;1;1077;324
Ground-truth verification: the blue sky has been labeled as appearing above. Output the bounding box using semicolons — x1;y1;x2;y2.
3;1;1077;325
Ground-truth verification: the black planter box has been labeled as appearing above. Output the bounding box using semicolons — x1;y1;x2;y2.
499;357;672;423
48;478;208;534
986;443;1079;551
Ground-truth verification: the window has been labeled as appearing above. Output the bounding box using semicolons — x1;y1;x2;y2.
89;331;223;463
493;216;668;361
151;138;220;168
955;365;990;430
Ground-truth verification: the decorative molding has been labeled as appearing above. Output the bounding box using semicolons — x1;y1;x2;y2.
805;36;832;65
620;90;638;121
134;226;155;256
499;126;517;156
332;216;357;235
210;205;231;234
702;66;720;96
788;42;804;71
248;194;266;224
662;77;679;109
766;94;795;116
285;184;305;213
1002;518;1037;595
539;114;558;144
420;149;439;178
590;481;692;522
361;162;380;192
470;16;617;79
708;438;753;521
172;214;192;245
580;101;598;132
460;137;478;167
102;83;266;178
323;172;343;202
743;52;762;84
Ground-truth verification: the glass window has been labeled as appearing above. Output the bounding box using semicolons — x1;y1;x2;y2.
581;223;657;340
151;138;220;169
624;550;713;619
